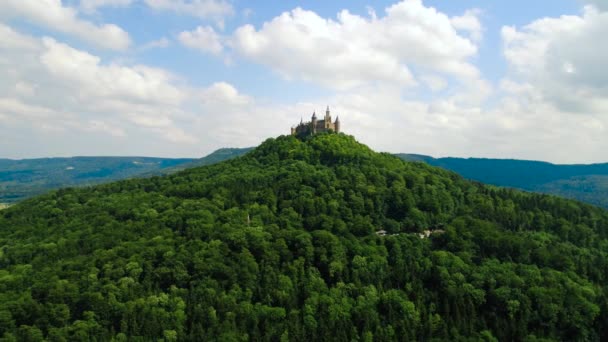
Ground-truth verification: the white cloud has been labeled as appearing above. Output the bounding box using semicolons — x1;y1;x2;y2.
0;0;130;50
583;0;608;11
232;0;480;90
190;90;293;148
502;6;608;113
144;0;233;26
128;113;173;128
40;38;184;105
84;119;127;137
14;82;37;97
436;5;608;162
0;23;41;51
0;24;289;157
451;9;483;41
308;83;608;164
80;0;134;13
0;27;195;150
178;26;223;55
199;82;252;106
156;126;198;144
3;3;608;164
204;1;608;164
420;75;448;92
0;97;58;120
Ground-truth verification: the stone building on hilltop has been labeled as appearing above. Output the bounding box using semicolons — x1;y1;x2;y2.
291;106;340;136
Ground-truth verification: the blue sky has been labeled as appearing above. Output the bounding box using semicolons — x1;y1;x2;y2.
1;0;607;163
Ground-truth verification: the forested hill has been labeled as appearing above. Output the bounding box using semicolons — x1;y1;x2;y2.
2;133;608;341
4;148;608;210
397;154;608;208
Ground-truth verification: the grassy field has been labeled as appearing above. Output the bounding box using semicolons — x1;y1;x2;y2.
0;203;9;210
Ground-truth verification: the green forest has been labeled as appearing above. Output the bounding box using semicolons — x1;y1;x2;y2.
1;133;608;341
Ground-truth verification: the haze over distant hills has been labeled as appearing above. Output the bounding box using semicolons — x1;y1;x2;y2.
2;146;608;209
0;148;257;204
0;157;187;204
396;154;608;209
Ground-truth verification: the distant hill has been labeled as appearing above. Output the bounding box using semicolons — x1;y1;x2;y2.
0;148;254;204
396;154;608;208
155;147;254;175
0;156;195;203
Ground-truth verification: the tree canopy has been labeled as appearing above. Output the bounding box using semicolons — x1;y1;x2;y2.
1;133;608;341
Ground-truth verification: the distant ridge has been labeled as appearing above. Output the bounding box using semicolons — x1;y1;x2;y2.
397;153;608;208
3;147;608;208
0;148;253;203
156;147;254;174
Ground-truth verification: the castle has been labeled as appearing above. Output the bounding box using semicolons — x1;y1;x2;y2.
291;106;340;136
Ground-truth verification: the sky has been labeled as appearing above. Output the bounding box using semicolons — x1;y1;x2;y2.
1;0;607;163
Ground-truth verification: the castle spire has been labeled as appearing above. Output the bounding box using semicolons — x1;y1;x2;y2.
324;105;331;125
334;115;340;133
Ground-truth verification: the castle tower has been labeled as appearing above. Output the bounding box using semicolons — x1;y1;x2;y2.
335;116;340;133
290;106;342;136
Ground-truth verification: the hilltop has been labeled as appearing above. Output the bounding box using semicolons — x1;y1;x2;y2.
5;148;608;211
1;133;608;340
